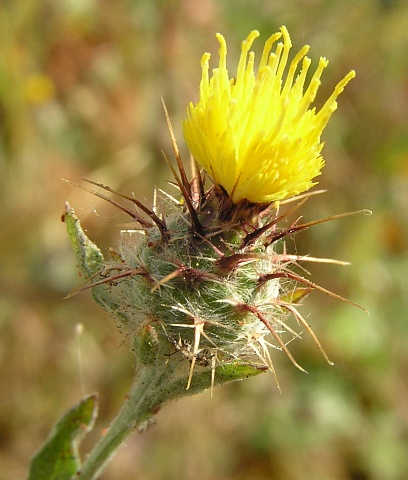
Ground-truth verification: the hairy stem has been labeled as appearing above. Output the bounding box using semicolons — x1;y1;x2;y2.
74;364;169;480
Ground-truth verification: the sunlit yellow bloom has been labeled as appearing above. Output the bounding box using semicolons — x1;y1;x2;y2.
182;27;355;204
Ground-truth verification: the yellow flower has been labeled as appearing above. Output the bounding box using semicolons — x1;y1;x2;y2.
182;27;355;204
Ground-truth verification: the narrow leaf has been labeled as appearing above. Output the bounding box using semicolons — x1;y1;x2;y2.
28;394;98;480
63;203;104;279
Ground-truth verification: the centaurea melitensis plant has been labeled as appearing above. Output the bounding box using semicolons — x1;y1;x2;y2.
28;26;369;480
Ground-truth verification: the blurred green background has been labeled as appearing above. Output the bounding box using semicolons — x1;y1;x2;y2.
1;1;407;479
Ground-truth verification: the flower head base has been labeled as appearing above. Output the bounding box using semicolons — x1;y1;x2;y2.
183;27;355;204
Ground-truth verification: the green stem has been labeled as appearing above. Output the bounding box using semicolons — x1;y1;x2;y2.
74;364;169;480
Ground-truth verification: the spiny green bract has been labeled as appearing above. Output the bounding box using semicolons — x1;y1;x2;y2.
66;172;342;392
105;201;283;376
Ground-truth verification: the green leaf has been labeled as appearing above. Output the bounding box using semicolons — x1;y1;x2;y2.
27;394;98;480
63;203;122;315
63;203;104;279
161;362;267;405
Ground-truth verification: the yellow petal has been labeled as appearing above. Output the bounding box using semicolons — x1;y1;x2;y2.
183;26;355;204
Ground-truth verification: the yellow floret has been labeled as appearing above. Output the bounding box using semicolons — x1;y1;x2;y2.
182;26;355;204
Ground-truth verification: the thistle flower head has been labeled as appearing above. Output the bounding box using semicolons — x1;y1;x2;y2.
64;26;366;410
183;26;355;204
59;29;371;480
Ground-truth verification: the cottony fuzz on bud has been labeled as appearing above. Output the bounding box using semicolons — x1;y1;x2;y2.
64;29;365;405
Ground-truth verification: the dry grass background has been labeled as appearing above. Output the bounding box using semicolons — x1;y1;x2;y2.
1;1;408;479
